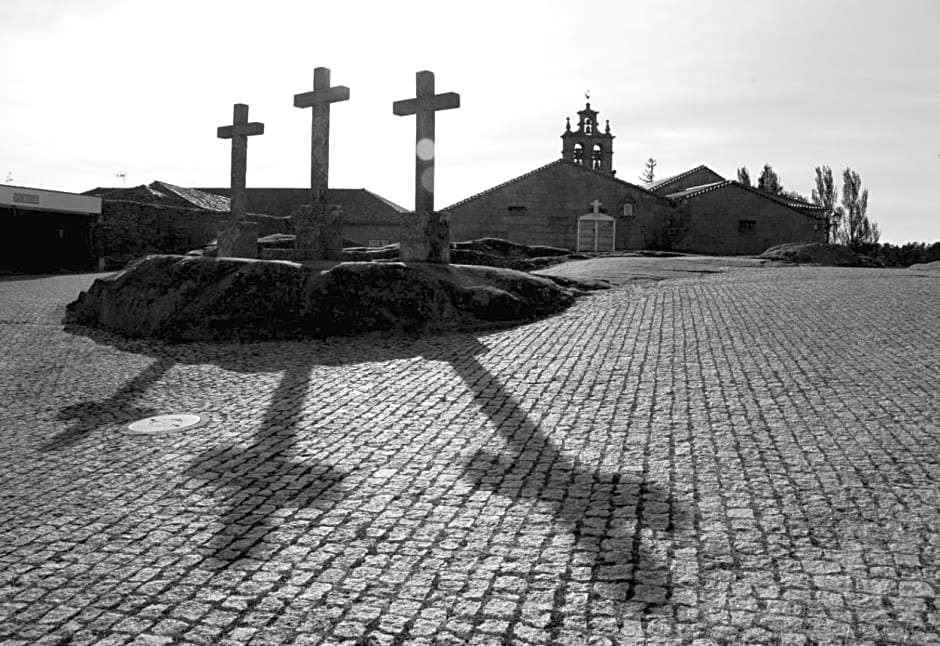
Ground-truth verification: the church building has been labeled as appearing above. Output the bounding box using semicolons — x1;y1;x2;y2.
446;100;826;255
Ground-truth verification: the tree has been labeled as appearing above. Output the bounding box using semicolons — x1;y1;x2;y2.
835;167;879;250
757;163;782;195
781;189;809;202
736;166;751;186
639;157;657;182
811;165;839;243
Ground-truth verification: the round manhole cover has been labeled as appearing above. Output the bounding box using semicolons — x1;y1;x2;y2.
125;413;207;435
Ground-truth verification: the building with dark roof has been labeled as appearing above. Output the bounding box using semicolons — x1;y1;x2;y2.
86;182;408;248
445;100;826;254
196;187;407;247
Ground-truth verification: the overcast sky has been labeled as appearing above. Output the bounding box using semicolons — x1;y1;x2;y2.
2;0;938;243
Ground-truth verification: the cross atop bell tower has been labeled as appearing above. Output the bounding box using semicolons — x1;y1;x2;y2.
561;99;615;175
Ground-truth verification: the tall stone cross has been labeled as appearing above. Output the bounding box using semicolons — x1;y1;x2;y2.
590;199;603;214
294;67;350;203
393;70;460;213
217;103;264;220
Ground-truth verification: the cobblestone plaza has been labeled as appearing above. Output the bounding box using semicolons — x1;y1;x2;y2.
1;265;938;644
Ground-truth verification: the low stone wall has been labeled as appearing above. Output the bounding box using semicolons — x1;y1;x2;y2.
92;200;288;266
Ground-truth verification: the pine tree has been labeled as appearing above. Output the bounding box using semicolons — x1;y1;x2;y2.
757;163;782;195
736;166;751;186
639;157;657;183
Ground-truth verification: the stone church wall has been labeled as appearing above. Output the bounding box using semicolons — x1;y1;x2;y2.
91;200;288;264
448;163;675;251
674;186;825;255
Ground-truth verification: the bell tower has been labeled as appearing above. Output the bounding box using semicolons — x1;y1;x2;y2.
561;98;615;175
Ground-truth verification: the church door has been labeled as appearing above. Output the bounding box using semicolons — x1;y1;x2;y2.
577;212;615;253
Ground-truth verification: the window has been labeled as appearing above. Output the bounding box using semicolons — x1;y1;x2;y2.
584;117;593;134
739;220;756;235
592;144;603;169
507;205;527;213
622;203;635;217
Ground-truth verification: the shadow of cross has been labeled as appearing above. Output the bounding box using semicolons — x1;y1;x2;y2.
182;362;349;567
432;336;683;608
43;357;175;451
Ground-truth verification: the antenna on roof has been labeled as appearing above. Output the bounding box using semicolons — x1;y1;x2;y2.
115;170;127;187
4;171;12;183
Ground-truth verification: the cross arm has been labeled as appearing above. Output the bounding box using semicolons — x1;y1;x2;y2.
393;92;461;116
294;86;350;108
217;122;265;139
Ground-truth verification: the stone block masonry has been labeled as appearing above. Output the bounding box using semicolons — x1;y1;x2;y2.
91;200;287;263
400;210;450;263
290;203;344;260
217;220;259;258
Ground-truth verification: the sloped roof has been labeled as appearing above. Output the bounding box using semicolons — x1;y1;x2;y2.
444;159;671;210
667;180;827;218
84;181;230;211
198;187;407;224
155;182;231;211
86;183;407;224
644;165;723;192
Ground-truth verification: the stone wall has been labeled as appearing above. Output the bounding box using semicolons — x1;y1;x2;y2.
447;162;675;251
674;185;825;255
92;200;288;262
344;223;401;248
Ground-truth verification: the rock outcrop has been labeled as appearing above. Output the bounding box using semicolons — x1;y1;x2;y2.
759;243;882;267
65;255;591;341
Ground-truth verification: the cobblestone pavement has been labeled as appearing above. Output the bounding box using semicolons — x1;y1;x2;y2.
1;266;938;645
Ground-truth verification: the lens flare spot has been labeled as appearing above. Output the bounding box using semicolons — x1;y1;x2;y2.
416;138;435;161
421;167;434;192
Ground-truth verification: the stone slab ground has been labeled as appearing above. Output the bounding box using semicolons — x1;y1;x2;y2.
0;260;938;645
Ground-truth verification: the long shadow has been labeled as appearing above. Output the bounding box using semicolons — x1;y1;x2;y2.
55;326;363;568
60;324;685;590
433;336;686;611
43;357;175;451
182;363;349;567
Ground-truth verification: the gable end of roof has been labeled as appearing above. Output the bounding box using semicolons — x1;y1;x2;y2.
444;159;672;210
645;165;717;191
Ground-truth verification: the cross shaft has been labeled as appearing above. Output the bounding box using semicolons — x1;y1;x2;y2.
294;67;349;203
217;103;264;220
393;70;460;213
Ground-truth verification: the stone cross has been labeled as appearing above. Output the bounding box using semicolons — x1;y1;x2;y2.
590;199;603;214
217;103;264;220
294;67;350;203
393;70;460;213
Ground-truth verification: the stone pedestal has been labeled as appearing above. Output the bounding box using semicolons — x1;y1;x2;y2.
217;220;259;258
290;203;344;260
400;210;450;263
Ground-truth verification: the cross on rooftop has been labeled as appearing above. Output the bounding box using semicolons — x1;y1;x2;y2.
393;70;460;213
294;67;350;203
217;103;264;220
590;199;603;213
